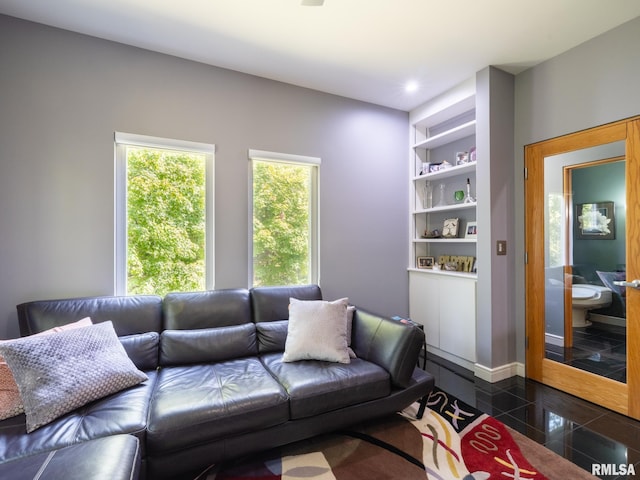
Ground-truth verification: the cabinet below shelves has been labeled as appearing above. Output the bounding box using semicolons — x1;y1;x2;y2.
409;270;476;369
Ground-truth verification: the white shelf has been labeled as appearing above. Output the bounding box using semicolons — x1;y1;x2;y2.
413;202;476;214
413;120;476;150
412;162;476;181
408;267;477;280
413;238;477;244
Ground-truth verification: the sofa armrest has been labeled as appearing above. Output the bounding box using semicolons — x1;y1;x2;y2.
351;308;424;388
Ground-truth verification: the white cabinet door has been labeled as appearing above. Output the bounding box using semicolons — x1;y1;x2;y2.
439;276;476;363
409;271;477;364
409;271;440;348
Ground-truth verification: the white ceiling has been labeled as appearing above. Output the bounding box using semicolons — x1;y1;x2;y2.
2;0;640;111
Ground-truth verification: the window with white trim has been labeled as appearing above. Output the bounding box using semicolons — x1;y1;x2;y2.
249;150;320;287
115;133;214;295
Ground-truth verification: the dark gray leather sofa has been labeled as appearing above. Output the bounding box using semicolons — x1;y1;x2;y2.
1;285;434;480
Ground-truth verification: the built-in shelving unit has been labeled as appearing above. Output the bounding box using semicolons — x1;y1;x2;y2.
408;82;478;370
409;92;477;277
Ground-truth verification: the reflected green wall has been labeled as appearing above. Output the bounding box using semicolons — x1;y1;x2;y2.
572;161;626;280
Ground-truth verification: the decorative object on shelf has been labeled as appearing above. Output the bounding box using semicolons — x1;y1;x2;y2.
455;152;469;165
437;255;475;273
465;221;478;239
442;218;459;238
463;177;475;204
420;163;430;175
440;161;453;170
454;190;464;202
435;183;447;207
422;181;433;209
469;146;477;162
575;201;615;240
417;256;434;269
422;229;441;238
428;163;442;173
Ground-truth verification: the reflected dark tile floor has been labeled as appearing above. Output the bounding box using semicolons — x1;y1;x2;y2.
546;323;627;382
425;353;640;479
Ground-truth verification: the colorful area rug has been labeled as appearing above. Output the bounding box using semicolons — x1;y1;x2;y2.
196;388;596;479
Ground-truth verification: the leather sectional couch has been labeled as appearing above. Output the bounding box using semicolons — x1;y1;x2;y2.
0;285;434;479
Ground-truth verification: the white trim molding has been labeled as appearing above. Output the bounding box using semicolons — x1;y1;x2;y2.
249;149;321;165
474;362;525;383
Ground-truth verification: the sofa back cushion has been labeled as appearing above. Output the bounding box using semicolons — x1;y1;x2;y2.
159;324;257;365
250;284;322;323
16;295;163;337
251;285;323;353
120;332;160;371
255;320;288;353
163;289;251;330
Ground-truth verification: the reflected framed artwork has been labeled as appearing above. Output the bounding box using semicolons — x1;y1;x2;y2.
575;201;615;239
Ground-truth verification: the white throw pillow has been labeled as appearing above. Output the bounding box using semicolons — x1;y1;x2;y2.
283;297;350;364
0;317;93;421
0;321;147;432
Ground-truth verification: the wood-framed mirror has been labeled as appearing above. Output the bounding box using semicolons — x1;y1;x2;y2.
525;115;640;419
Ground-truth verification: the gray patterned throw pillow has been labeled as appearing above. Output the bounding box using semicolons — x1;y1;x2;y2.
0;321;148;433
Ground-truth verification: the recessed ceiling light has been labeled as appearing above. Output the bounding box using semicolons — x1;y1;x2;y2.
405;81;419;93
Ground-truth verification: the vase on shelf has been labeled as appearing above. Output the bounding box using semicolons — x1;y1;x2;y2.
435;183;447;207
422;181;433;209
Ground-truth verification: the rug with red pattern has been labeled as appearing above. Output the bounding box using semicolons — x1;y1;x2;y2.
195;388;584;479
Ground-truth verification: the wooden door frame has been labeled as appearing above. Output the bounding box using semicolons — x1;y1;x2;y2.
525;116;640;419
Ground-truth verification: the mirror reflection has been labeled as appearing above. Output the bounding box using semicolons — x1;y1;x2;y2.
544;141;627;383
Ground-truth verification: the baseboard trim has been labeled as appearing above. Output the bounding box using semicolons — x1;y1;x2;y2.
474;362;524;383
425;345;475;372
545;333;564;347
590;313;626;328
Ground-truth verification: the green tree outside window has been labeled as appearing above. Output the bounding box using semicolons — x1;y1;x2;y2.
126;147;206;296
252;160;312;286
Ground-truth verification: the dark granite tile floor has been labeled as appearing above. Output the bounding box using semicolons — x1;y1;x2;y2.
425;353;640;479
546;323;627;383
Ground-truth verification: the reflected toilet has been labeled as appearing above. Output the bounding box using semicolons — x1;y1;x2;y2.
572;284;612;327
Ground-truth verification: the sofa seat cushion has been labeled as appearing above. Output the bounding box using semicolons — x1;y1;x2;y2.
0;434;141;480
147;358;289;454
0;370;156;464
260;352;390;420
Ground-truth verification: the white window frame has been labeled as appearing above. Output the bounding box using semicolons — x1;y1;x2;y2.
115;132;215;295
248;149;320;287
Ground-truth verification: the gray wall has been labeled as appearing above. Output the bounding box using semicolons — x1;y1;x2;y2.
0;15;409;339
476;66;515;370
514;15;640;363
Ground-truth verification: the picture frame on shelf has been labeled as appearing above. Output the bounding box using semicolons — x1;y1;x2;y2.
455;151;469;165
442;218;459;238
465;221;478;239
417;256;434;269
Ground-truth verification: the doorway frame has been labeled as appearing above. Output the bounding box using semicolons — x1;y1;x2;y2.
525;116;640;419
